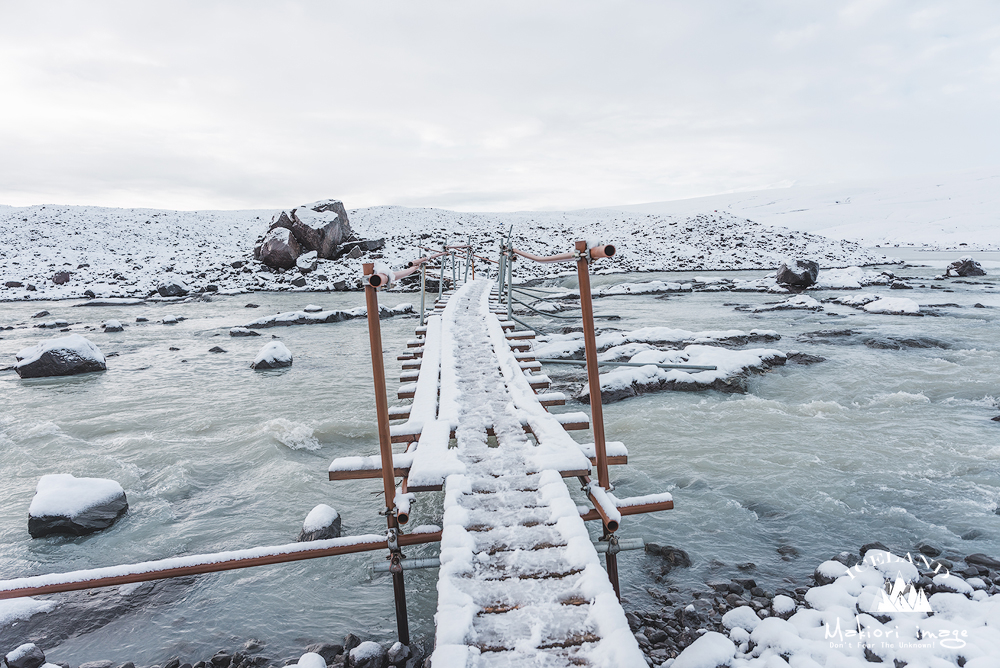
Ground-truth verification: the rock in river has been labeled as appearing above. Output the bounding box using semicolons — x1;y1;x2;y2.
251;341;293;369
14;334;107;378
775;259;819;287
28;474;128;538
946;256;986;277
298;504;342;541
157;279;190;297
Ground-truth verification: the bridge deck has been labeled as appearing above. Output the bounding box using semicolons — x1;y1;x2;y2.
419;281;645;667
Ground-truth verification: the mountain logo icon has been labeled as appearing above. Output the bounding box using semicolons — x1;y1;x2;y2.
868;574;932;613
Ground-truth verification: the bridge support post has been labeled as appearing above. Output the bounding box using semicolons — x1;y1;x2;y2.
419;262;427;327
574;240;620;598
363;262;411;645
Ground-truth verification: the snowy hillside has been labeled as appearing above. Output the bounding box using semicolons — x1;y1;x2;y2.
612;169;1000;250
0;203;891;301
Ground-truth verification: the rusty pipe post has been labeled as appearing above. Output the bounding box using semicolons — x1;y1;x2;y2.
574;241;609;489
438;246;445;302
506;251;513;322
362;262;410;644
419;262;427;327
604;531;621;600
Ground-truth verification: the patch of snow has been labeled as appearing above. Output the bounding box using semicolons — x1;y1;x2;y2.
863;297;920;315
302;504;339;533
28;474;124;519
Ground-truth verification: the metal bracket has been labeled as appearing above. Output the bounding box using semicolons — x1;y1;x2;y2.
386;527;399;551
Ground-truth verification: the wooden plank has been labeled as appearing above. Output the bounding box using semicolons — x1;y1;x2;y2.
328;467;412;481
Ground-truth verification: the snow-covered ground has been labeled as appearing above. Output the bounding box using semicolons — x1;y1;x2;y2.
613;168;1000;251
0;203;891;302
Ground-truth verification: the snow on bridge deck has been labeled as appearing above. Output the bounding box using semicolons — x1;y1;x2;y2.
419;280;644;667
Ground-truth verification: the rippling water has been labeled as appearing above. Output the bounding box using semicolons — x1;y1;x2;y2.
2;253;999;663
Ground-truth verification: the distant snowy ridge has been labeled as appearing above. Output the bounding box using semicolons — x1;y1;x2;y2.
0;202;891;302
612;168;1000;250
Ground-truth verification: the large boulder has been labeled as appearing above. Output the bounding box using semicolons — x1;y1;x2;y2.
251;341;293;369
28;474;128;538
292;200;353;259
776;259;820;287
259;227;302;269
15;334;107;378
267;200;354;261
298;504;341;541
946;256;986;277
156;278;189;297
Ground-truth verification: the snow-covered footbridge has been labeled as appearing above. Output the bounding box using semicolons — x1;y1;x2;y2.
333;278;655;666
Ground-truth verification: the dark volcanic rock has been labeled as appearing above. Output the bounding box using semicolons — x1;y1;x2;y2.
157;279;190;297
863;335;950;350
776;259;819;287
259;227;302;270
645;543;692;574
786;352;825;365
14;334;107;378
946;257;986;277
28;474;128;538
4;643;46;668
52;271;72;285
305;643;344;664
860;541;890;556
966;553;1000;569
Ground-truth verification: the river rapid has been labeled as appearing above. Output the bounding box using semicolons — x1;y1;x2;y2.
2;252;999;664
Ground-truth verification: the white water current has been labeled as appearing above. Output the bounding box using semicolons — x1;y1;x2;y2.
2;253;999;664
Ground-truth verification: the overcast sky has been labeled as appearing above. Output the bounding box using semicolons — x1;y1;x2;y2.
1;1;998;211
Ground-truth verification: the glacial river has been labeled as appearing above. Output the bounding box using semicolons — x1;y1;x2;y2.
2;252;999;664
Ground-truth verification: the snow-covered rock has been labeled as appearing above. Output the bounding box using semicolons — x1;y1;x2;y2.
863;297;921;315
258;226;302;269
241;303;412;329
228;326;260;337
297;504;341;541
946;255;986;277
251;341;293;370
814;266;893;289
27;474;128;538
348;641;386;668
775;259;819;287
672;631;736;668
752;295;822;312
156;278;189;297
284;652;325;668
302;304;323;312
296;250;318;274
14;334;107;379
4;643;46;668
580;345;787;402
101;319;123;332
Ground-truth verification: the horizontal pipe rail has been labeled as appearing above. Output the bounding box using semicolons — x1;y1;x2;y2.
0;531;442;600
373;556;441;573
537;358;718;371
594;538;645;553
